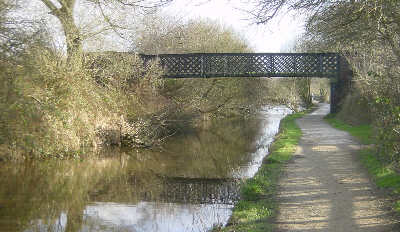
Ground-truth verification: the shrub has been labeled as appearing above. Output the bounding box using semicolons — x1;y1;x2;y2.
0;46;171;160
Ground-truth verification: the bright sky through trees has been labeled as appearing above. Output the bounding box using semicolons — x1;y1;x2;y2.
19;0;305;53
163;0;305;52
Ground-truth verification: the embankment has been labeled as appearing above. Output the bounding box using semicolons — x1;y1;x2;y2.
219;109;306;231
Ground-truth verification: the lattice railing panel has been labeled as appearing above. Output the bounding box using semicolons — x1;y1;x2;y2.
321;55;339;73
158;55;203;76
296;55;319;73
204;56;226;75
140;53;340;78
251;55;272;73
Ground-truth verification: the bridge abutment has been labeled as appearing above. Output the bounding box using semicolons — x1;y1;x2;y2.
330;56;353;114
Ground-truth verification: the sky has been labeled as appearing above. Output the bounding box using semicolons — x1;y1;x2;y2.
162;0;306;52
19;0;306;53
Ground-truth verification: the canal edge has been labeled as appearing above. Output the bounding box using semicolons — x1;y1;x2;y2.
215;107;314;232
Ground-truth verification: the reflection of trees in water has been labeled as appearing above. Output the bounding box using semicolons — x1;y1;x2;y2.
140;116;264;179
156;177;240;204
91;174;241;205
0;115;268;232
0;158;129;232
0;150;243;231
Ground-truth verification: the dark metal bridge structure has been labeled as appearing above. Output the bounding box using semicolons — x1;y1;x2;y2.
140;53;352;113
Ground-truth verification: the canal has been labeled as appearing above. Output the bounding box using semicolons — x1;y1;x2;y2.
0;106;290;232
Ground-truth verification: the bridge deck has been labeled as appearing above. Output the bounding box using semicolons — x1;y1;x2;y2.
140;53;340;78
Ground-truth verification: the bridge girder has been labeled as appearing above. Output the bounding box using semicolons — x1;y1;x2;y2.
140;53;340;79
139;53;351;114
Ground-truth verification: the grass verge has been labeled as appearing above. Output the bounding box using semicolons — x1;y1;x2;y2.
324;114;373;144
325;115;400;213
218;111;306;232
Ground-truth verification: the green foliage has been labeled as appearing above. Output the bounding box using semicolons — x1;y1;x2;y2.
219;111;305;232
372;95;400;165
359;149;400;213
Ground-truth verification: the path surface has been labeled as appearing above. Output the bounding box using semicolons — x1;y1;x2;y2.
274;104;399;232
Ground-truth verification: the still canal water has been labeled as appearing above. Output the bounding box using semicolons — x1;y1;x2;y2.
0;106;290;232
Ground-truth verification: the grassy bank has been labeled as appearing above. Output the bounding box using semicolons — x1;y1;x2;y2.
218;111;305;232
325;115;400;213
324;115;373;145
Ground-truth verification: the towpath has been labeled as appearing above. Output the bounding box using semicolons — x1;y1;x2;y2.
274;103;399;232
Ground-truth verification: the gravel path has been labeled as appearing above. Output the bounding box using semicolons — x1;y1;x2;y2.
274;104;399;232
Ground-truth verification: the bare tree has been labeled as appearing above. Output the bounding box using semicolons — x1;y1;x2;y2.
0;0;46;59
246;0;332;24
38;0;172;62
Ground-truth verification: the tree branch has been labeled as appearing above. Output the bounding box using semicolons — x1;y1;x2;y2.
114;0;173;9
40;0;59;13
96;2;129;39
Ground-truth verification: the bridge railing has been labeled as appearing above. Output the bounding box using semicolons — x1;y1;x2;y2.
140;53;340;78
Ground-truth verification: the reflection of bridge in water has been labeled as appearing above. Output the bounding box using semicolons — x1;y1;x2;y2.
133;176;242;205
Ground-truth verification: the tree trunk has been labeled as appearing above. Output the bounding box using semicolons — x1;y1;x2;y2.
41;0;82;64
59;14;82;64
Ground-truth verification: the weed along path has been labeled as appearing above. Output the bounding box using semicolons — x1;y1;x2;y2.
274;104;399;232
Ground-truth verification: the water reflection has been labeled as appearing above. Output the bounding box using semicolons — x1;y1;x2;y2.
83;202;231;232
235;106;292;178
0;106;290;232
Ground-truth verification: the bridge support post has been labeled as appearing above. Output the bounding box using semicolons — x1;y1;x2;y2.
330;55;353;114
330;79;338;113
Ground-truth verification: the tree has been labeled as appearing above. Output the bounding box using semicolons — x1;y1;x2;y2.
0;0;46;59
134;15;251;54
250;0;400;165
248;0;400;56
247;0;337;25
134;16;266;119
38;0;172;63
